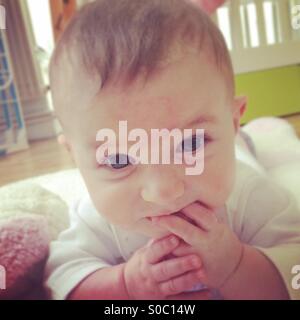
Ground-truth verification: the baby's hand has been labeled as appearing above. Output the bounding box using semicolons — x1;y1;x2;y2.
123;234;204;300
152;202;244;289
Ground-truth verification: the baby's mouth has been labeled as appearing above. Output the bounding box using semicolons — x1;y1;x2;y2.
147;211;197;226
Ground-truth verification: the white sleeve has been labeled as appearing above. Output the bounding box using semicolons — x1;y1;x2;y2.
233;176;300;300
44;199;121;300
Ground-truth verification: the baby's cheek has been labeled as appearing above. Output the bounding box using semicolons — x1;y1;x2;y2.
93;188;134;226
214;163;236;204
201;159;235;207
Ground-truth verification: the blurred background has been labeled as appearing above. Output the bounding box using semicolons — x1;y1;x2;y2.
0;0;299;186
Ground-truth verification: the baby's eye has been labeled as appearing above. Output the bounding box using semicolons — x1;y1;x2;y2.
178;134;204;153
104;153;134;170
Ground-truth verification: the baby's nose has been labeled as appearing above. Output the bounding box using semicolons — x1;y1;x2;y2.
141;166;185;206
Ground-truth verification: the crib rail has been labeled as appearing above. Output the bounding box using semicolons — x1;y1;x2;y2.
213;0;300;74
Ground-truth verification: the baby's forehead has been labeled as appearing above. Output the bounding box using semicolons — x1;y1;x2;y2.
55;45;227;134
51;49;101;119
85;90;184;131
85;90;221;139
122;95;179;121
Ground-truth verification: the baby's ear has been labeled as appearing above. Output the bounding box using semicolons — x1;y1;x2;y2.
57;134;72;153
232;96;247;133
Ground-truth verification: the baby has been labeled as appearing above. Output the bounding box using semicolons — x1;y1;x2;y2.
45;0;300;300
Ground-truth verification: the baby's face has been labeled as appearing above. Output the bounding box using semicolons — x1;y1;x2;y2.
65;50;242;238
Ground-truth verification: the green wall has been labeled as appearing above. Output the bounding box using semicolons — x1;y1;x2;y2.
235;65;300;124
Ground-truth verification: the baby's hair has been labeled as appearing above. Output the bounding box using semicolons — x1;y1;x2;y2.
50;0;234;98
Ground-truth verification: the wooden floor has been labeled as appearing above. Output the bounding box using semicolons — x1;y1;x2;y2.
0;113;300;187
0;137;75;187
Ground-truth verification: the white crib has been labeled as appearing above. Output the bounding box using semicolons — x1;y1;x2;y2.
212;0;300;74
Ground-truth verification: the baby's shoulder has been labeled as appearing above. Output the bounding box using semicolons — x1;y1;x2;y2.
231;160;268;199
227;160;281;216
228;160;297;222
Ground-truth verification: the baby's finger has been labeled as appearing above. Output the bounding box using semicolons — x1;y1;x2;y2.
145;235;180;264
167;290;212;300
152;215;205;247
181;202;217;231
171;241;197;257
159;269;205;296
151;255;202;282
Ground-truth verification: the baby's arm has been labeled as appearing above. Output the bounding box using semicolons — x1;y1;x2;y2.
231;176;300;299
218;244;289;299
44;200;120;299
67;263;128;299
